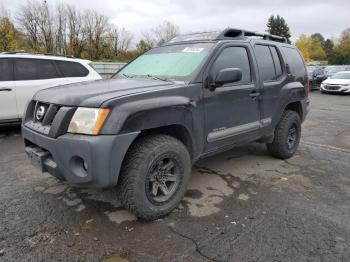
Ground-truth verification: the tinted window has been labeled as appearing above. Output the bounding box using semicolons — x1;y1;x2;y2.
56;61;89;77
270;46;283;77
0;59;11;81
281;47;306;79
211;46;251;84
254;45;276;81
14;58;59;80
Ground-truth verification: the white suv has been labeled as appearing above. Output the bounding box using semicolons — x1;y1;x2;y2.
0;53;102;124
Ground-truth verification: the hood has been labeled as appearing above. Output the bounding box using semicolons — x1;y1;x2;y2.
33;78;176;107
322;78;350;85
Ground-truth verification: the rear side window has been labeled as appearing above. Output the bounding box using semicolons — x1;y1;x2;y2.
14;58;59;80
211;46;251;84
270;47;283;77
56;61;89;77
254;45;276;81
281;47;306;79
0;59;11;81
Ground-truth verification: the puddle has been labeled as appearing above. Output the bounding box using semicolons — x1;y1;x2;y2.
183;168;234;217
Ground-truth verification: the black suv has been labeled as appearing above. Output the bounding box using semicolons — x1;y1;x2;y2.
23;28;309;220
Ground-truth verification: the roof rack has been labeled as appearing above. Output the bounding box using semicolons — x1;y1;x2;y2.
217;28;288;43
168;28;288;44
0;51;76;59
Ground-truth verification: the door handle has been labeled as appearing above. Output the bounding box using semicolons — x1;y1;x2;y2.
249;91;260;98
0;88;12;91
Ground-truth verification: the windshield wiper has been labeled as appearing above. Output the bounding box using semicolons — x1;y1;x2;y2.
146;74;170;82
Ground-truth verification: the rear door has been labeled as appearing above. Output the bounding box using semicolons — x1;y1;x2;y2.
253;44;286;126
0;58;18;120
203;44;261;152
14;58;64;117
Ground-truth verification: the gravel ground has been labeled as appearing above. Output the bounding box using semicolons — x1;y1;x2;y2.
0;91;349;262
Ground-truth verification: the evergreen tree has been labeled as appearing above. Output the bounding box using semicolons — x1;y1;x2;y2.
266;15;291;43
330;28;350;65
323;39;334;62
311;33;325;47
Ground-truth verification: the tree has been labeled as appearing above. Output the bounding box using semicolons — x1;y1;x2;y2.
295;34;311;61
295;33;327;62
135;39;153;55
139;20;179;51
54;3;67;54
266;15;291;43
309;35;327;61
323;39;334;62
330;28;350;65
0;17;18;51
17;1;41;51
107;26;133;59
153;20;179;46
83;10;109;60
311;33;325;47
66;4;85;57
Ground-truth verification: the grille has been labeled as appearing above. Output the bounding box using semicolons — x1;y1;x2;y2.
324;85;341;91
33;102;60;125
24;100;76;138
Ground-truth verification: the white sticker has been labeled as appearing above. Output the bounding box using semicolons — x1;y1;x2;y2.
182;47;204;53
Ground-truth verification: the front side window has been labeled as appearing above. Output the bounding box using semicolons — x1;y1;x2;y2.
0;59;11;81
115;43;214;81
14;58;59;81
56;61;89;77
211;46;252;84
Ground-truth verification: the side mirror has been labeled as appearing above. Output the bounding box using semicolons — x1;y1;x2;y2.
210;68;242;90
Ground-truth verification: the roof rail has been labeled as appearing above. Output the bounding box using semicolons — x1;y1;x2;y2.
0;51;77;59
168;28;289;44
1;50;27;54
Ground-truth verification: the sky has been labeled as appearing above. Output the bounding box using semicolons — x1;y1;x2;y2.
2;0;349;42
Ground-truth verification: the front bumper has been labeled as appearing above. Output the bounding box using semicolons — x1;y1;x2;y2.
22;125;139;188
320;85;350;93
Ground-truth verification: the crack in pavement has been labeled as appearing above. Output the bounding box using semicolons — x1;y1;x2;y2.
168;225;224;262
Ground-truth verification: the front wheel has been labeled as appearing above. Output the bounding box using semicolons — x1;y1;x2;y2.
267;110;301;159
117;134;191;220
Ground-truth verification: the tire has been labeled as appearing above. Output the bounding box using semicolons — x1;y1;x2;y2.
117;134;191;220
267;110;301;159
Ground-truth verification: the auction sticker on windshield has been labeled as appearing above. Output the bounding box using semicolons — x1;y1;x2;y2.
182;47;205;53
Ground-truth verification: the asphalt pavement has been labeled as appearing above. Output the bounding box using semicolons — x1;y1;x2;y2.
0;91;349;262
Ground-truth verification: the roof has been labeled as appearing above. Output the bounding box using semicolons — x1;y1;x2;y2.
168;28;288;44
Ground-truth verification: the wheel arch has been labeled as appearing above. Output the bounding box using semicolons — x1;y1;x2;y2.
285;101;303;120
137;124;196;161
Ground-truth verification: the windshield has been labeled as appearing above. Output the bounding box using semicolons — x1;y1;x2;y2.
114;43;214;81
331;72;350;79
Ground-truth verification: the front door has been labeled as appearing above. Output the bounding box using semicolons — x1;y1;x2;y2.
203;45;261;152
0;58;18;121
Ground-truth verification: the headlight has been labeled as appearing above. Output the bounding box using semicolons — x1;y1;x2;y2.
68;108;110;135
320;83;325;88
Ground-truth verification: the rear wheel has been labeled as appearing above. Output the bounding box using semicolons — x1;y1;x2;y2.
117;134;191;220
267;110;301;159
